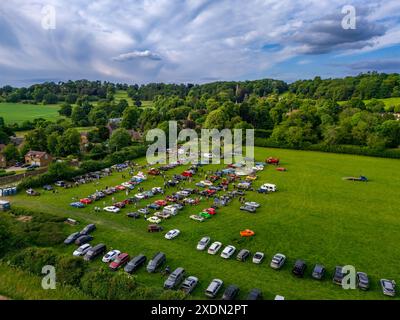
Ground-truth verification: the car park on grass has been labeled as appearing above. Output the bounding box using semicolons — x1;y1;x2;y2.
109;253;130;271
253;252;264;264
270;253;286;269
102;249;121;263
124;254;147;274
164;267;186;289
180;276;198;294
80;224;96;235
147;216;162;224
197;237;211;251
154;211;171;219
222;284;239;300
190;214;205;222
70;202;85;208
381;279;396;297
73;244;92;257
80;198;92;205
247;288;262;300
205;279;223;298
83;243;106;261
240;229;255;237
147;224;163;232
237;249;250;262
64;232;81;245
357;272;370;291
208;241;222;255
165;229;180;240
127;212;140;219
75;235;93;246
333;266;344;285
220;245;236;259
240;205;256;213
147;252;166;273
199;212;212;219
244;201;260;208
103;206;120;213
292;260;306;277
312;264;326;280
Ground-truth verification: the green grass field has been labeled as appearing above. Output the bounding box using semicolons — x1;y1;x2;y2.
0;103;61;125
5;147;400;300
115;90;153;108
338;97;400;109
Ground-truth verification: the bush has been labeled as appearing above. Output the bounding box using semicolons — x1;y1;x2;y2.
0;170;16;177
56;256;87;287
8;247;58;275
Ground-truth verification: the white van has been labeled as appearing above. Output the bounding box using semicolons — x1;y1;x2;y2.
163;205;178;216
260;183;277;192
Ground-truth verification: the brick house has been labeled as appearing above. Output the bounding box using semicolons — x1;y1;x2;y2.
25;151;53;167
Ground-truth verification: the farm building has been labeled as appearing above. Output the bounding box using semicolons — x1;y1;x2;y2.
25;151;53;167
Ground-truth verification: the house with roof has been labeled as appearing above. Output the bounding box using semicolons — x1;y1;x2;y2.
24;151;53;167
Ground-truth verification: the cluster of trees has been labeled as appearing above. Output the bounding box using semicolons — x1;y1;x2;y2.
289;72;400;100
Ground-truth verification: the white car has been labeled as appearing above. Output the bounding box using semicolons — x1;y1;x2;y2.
245;202;260;208
253;252;265;264
165;229;180;240
135;193;146;200
270;253;286;269
73;244;92;257
121;182;132;188
147;216;162;224
220;245;236;259
190;214;205;222
207;241;222;255
275;295;285;300
200;180;213;186
102;249;121;263
103;206;120;213
197;237;211;251
152;187;163;194
253;165;264;171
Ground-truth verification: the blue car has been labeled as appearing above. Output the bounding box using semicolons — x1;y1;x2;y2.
70;202;85;208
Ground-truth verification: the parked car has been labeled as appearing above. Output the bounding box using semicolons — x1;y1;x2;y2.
240;205;256;213
103;206;120;213
127;212;140;219
80;198;92;205
164;267;186;289
237;249;250;262
147;203;161;210
205;279;223;298
196;237;211;251
208;241;222;255
247;288;262;300
292;260;307;277
244;202;260;208
147;252;166;273
64;232;81;245
102;249;121;263
154;211;171;219
180;276;199;294
70;202;85;208
220;245;236;259
258;183;277;193
270;253;286;269
138;208;150;215
357;272;370;291
109;253;130;271
381;279;396;297
222;284;239;300
312;264;326;280
75;235;93;246
333;266;344;285
148;224;163;233
124;254;147;274
80;224;96;235
83;243;106;261
73;244;92;257
190;214;205;222
165;229;180;240
252;252;265;264
43;185;53;191
199;212;212;219
147;216;162;224
55;181;66;187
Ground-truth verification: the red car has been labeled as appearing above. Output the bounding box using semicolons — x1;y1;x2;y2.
123;199;132;205
148;168;160;175
209;175;219;182
266;157;280;165
114;202;126;208
80;198;92;205
276;167;287;172
166;195;177;202
205;208;216;215
205;189;216;196
115;185;126;191
182;171;193;177
109;253;130;271
155;199;168;206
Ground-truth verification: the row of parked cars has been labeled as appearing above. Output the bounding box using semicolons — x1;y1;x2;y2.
196;237;396;296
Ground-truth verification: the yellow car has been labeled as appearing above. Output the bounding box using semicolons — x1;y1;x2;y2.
246;175;257;181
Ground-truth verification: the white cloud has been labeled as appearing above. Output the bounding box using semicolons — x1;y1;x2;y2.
112;50;161;62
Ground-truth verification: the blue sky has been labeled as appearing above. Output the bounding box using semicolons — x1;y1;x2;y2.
0;0;399;86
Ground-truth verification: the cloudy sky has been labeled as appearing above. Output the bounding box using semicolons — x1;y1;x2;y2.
0;0;399;86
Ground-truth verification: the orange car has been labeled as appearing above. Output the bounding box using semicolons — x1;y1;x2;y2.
240;229;255;237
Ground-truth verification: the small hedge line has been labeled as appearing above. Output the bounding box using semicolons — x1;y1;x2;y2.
254;138;400;159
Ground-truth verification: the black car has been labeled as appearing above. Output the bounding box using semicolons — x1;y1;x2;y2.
146;252;166;273
247;288;262;300
236;249;250;262
124;254;147;273
333;266;344;285
222;284;239;300
64;232;81;245
83;243;106;261
127;212;140;219
80;224;96;235
75;235;94;245
312;264;326;280
357;272;370;290
147;203;161;210
292;260;307;277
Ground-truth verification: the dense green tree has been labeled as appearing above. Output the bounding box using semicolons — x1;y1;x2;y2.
109;128;131;151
